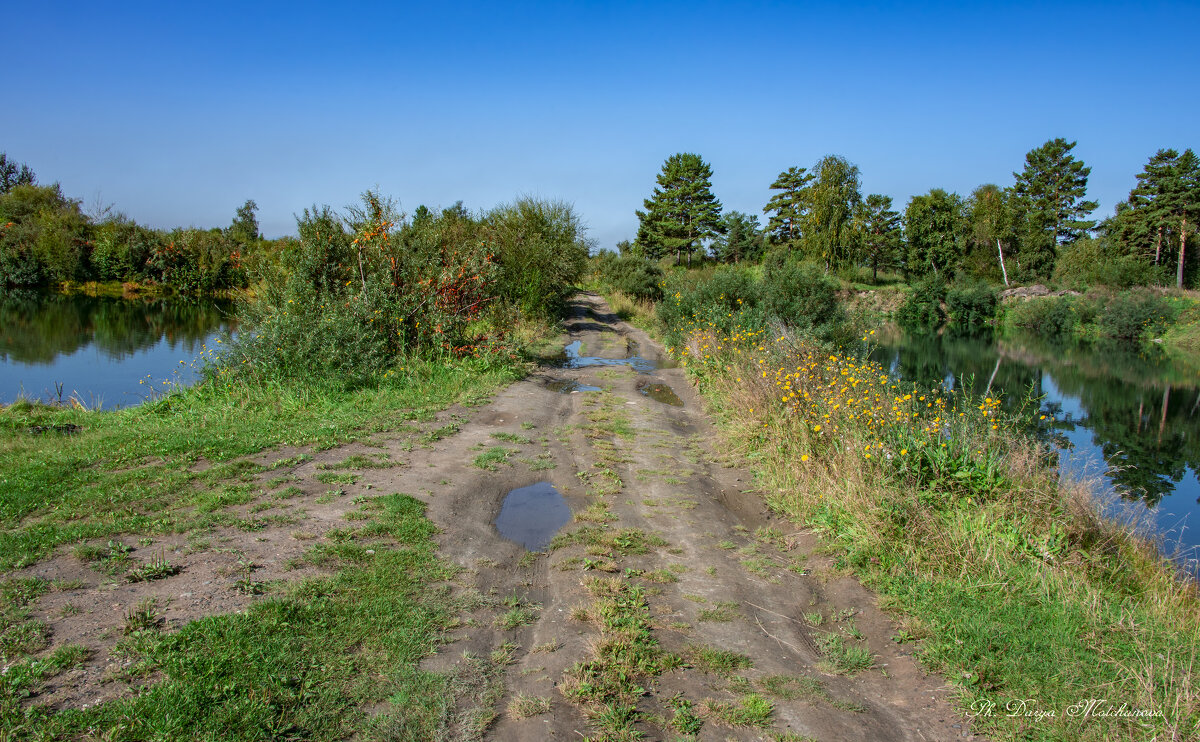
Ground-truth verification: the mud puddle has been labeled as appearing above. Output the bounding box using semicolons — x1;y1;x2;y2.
493;481;571;551
636;380;683;406
544;378;602;394
558;339;660;373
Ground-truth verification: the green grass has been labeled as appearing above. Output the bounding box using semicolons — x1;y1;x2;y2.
0;493;469;739
560;579;681;738
646;293;1200;739
472;446;517;471
700;693;773;728
689;645;752;676
0;358;519;572
696;601;740;623
491;432;532;444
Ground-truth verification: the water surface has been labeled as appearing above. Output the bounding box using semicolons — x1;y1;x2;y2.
870;328;1199;566
494;481;571;551
0;292;233;409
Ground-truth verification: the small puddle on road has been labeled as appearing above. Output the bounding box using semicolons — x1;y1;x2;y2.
558;339;661;374
637;381;683;406
494;482;571;551
545;379;602;394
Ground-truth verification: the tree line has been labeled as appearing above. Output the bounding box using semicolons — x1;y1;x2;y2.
0;153;265;293
625;141;1199;289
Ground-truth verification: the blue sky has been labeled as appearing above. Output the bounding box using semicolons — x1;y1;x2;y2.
7;1;1198;249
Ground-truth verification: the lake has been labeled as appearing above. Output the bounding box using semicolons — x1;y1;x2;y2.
870;326;1200;569
0;291;233;409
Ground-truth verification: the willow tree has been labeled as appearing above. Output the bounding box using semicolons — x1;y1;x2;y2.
804;155;861;270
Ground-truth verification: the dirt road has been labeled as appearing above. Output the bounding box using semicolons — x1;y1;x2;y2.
20;293;979;739
372;293;978;740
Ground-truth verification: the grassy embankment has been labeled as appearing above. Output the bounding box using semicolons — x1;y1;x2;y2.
998;287;1200;368
0;194;587;739
597;261;1199;742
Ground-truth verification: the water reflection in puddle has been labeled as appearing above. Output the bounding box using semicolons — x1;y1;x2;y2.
558;340;661;374
637;381;683;406
545;378;602;394
494;482;571;551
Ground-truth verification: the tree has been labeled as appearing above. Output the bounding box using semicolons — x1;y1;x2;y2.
1108;149;1200;287
712;211;764;263
1011;138;1098;279
0;153;35;194
762;166;812;251
965;184;1018;283
803;155;861;269
904;189;966;278
228;199;260;244
853;194;902;281
635;153;724;267
1164;149;1200;288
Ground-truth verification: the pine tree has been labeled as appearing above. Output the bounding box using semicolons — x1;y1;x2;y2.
712;211;764;263
1011;138;1098;279
763;166;812;251
1160;149;1200;288
853;194;902;281
1109;148;1200;287
634;153;724;267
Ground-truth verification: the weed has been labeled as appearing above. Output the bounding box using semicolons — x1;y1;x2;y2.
491;432;532;444
127;549;181;582
700;693;773;728
495;605;539;630
666;694;704;735
697;601;740;623
689;645;752;675
123;598;163;635
473;446;516;471
814;632;873;674
507;693;551;719
640;569;679;584
532;639;561;653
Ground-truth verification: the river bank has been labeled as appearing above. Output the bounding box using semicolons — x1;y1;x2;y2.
603;283;1200;741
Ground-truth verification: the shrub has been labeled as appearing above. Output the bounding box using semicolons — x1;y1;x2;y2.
485;197;589;318
1005;296;1077;338
224;192;581;387
657;267;763;347
896;276;945;331
1053;237;1161;290
1097;289;1174;339
760;261;843;339
945;279;998;332
594;253;664;302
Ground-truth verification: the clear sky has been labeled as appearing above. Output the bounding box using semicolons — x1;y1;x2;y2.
7;1;1198;249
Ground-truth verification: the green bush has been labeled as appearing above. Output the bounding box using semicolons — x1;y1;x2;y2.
485;198;589;318
760;261;843;338
593;253;664;302
1005;297;1077;338
1097;289;1174;339
896;276;945;331
1053;237;1161;290
224;192;583;387
945;279;998;332
657;268;763;347
0;184;89;287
